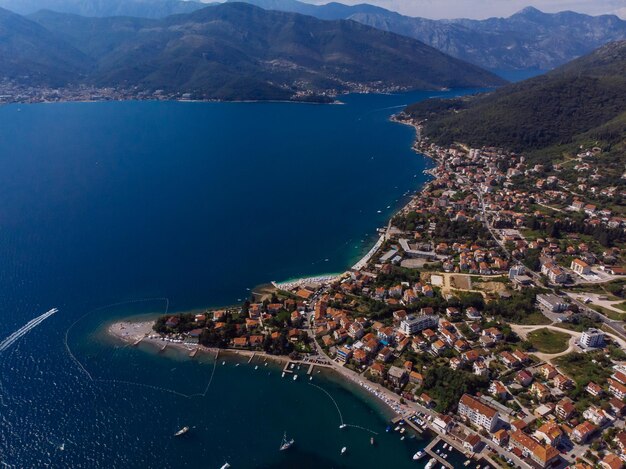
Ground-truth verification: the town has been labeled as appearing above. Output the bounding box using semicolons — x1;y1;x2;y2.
155;111;626;469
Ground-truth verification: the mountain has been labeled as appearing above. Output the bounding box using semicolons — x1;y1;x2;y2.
26;3;505;101
0;0;206;18
402;40;626;160
0;7;90;85
229;0;626;72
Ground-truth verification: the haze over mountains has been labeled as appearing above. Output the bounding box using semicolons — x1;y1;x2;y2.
2;0;625;73
403;40;626;170
0;3;505;101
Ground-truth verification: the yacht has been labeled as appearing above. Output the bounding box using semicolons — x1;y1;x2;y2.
370;437;375;445
442;443;448;450
341;447;347;455
219;463;230;469
174;427;189;437
425;458;437;469
339;424;347;429
293;374;298;381
412;450;426;460
279;432;294;451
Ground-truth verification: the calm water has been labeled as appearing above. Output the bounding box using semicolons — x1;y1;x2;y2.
0;90;479;468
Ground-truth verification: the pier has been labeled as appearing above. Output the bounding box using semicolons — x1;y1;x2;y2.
247;353;255;364
188;348;198;358
159;343;167;352
132;337;143;346
307;364;315;375
424;436;453;469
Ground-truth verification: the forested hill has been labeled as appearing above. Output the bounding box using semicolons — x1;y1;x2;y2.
23;3;505;101
403;40;626;157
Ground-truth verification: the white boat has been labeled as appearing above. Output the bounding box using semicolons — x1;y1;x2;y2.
400;428;405;434
254;365;258;370
309;376;312;381
281;372;285;378
293;374;298;381
339;424;347;429
220;463;230;469
412;450;426;460
221;361;225;365
341;447;347;455
442;443;448;450
400;436;405;441
463;461;471;467
279;432;294;451
394;426;400;431
425;458;437;469
174;426;189;437
443;453;448;459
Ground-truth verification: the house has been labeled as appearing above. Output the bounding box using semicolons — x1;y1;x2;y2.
586;381;604;397
531;382;551;402
493;429;509;446
535;421;564;446
232;337;249;347
556;398;576;421
539;364;558;380
572;421;597;443
432;415;454;434
612;371;626;385
515;370;533;387
465;307;482;320
600;453;623;469
473;360;489;377
571;258;591;276
399;312;439;335
489;380;508;399
500;351;521;369
369;362;386;378
614;431;626;453
509;430;560;469
457;394;499;432
608;378;626;400
431;340;447;355
554;374;573;390
352;349;368;365
463;433;482;452
336;346;353;363
387;366;408;388
583;405;611;426
537;294;568;312
610;397;626;416
580;328;605;348
376;347;393;363
409;371;424;386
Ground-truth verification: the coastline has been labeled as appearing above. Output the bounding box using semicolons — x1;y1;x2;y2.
104;105;437;421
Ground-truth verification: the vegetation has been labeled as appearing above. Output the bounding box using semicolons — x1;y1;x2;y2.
554;351;613;389
14;3;504;101
527;328;570;353
420;367;488;413
404;40;626;171
483;289;550;325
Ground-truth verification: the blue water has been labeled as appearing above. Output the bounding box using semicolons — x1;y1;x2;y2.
0;89;480;468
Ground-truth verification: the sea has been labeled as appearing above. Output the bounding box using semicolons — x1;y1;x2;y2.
0;89;482;468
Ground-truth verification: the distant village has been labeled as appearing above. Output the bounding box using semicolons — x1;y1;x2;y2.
156;113;626;469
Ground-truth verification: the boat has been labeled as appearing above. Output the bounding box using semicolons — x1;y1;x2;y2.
385;425;392;433
254;365;258;370
174;426;189;437
425;458;437;469
279;432;294;451
220;463;230;469
394;426;400;431
341;447;347;455
281;372;285;378
293;374;298;381
443;453;448;459
412;450;426;460
400;436;405;441
221;361;225;365
400;428;405;434
370;437;375;445
463;461;471;467
339;424;347;429
442;443;447;449
309;376;312;381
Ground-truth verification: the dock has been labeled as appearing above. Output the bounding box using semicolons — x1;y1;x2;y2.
159;343;167;352
132;337;143;346
307;364;315;375
247;353;255;364
424;436;453;469
390;416;423;434
189;348;198;358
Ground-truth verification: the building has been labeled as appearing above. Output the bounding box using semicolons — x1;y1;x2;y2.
336;346;353;363
387;366;408;388
572;421;597;443
580;328;605;348
535;421;564;446
571;258;591;276
556;398;576;421
509;430;560;469
600;453;623;469
458;394;499;432
609;378;626;400
399;313;439;335
536;293;568;312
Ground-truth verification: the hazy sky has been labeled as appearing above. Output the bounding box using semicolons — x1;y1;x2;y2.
304;0;626;19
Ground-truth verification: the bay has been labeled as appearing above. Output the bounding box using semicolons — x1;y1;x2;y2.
0;89;480;468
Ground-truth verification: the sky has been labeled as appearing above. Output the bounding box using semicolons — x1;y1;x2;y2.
304;0;626;19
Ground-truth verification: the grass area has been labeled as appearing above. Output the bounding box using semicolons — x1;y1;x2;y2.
527;328;570;354
589;304;625;321
615;301;626;312
515;311;552;326
554;351;613;387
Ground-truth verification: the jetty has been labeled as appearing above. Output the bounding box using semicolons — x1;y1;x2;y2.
424;436;453;469
159;343;167;352
188;348;198;358
307;364;315;375
247;353;255;364
132;337;143;346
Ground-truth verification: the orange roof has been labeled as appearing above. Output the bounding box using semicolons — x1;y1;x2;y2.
510;430;559;464
459;394;497;418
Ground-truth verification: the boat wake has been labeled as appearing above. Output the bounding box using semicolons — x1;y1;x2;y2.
0;308;58;353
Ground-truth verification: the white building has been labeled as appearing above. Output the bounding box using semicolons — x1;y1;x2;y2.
458;393;499;432
399;313;438;335
580;328;605;348
536;294;568;312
